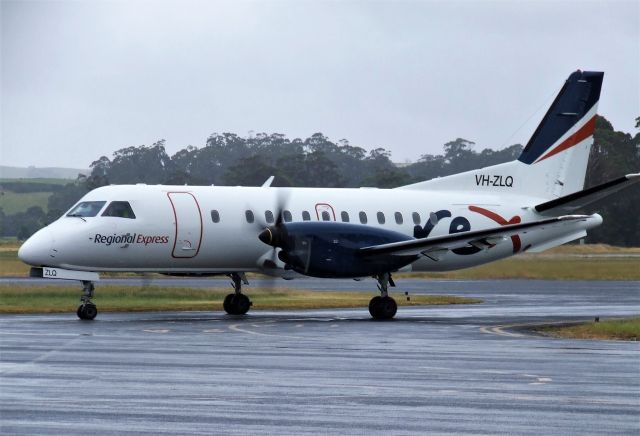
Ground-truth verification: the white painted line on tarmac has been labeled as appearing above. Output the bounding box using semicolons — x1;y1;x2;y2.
479;324;526;338
480;319;594;338
228;323;302;339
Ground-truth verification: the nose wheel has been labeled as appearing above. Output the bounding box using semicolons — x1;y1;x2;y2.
77;281;98;321
369;273;397;320
77;302;98;320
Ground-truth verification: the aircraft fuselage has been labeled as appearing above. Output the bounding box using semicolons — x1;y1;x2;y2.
19;184;601;277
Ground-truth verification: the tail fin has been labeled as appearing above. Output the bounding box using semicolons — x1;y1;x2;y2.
518;70;602;165
398;70;604;200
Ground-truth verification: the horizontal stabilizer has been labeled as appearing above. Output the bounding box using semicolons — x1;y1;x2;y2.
359;215;593;257
534;173;639;214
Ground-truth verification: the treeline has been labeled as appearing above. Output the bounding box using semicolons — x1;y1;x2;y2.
85;133;522;189
1;115;638;245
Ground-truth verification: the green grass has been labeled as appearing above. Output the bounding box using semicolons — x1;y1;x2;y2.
0;250;30;276
0;284;481;314
401;256;640;280
0;191;52;214
539;318;640;341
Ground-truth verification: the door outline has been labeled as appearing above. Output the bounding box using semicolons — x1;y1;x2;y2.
167;192;203;258
315;203;336;221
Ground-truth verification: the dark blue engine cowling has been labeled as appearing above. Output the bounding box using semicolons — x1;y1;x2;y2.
276;222;417;278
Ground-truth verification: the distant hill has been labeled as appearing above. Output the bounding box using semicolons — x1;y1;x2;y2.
0;166;89;179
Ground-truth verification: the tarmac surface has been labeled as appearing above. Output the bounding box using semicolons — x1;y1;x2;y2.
1;279;639;435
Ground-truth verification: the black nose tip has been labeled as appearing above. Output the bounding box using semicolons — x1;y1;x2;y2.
258;228;273;245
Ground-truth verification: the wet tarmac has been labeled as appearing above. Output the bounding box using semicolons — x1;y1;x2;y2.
1;279;639;435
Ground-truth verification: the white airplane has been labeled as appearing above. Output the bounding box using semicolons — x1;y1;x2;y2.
18;70;639;320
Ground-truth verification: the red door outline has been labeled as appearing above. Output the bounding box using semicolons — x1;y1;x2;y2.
167;192;203;258
315;203;336;221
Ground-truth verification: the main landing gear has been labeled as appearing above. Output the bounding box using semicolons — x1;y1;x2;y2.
223;273;252;315
369;272;397;320
77;280;98;321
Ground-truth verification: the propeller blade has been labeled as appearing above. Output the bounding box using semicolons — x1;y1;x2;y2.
273;188;290;227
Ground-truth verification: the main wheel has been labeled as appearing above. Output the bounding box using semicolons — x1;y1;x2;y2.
234;294;251;315
368;296;397;320
78;303;98;321
223;293;236;314
223;293;252;315
369;296;382;319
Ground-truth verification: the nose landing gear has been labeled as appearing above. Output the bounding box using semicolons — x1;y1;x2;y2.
223;273;252;315
77;280;97;321
368;273;397;320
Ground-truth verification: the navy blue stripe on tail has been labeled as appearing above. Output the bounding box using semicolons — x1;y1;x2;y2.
518;70;603;165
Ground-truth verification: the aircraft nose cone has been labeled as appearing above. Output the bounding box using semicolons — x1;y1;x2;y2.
18;227;53;266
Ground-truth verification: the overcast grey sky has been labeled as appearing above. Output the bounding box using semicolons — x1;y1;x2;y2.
1;0;638;169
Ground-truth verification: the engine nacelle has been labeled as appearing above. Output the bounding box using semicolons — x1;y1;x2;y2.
271;222;417;278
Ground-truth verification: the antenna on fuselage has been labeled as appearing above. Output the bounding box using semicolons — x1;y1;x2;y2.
261;176;275;188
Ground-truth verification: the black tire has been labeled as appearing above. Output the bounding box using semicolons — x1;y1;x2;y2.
223;293;236;314
368;296;396;320
234;294;251;315
78;303;97;321
379;296;397;319
223;294;251;315
369;296;383;319
82;303;98;320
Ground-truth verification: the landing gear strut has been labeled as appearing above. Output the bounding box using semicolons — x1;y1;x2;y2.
223;273;252;315
369;272;397;320
77;281;97;321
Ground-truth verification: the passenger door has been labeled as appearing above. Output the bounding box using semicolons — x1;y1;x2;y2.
315;203;336;221
167;192;203;258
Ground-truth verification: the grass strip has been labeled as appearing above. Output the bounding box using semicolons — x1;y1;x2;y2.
0;284;481;314
398;257;640;280
538;318;640;341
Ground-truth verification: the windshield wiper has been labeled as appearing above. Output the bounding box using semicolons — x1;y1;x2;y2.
67;214;87;222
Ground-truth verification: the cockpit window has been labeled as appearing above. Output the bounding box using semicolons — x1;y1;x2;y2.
102;201;136;219
67;201;106;218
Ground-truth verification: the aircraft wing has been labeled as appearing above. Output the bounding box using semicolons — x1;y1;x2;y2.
359;215;591;258
535;173;639;215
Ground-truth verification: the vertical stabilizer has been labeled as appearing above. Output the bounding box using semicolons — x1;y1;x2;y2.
398;70;604;200
517;70;602;165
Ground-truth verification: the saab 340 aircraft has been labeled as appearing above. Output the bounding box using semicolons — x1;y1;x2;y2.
19;70;639;320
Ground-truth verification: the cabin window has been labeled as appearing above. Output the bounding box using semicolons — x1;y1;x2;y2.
395;212;403;225
341;211;350;222
321;211;331;221
359;211;368;224
377;212;385;224
67;201;106;218
412;212;421;225
245;210;254;224
302;211;311;221
210;210;220;223
265;210;275;224
283;210;293;222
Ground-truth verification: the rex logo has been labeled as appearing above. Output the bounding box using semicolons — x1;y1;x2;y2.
413;207;522;255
